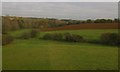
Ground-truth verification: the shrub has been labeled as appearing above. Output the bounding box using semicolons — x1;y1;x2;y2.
43;33;52;40
43;33;84;42
2;34;14;45
19;32;31;39
52;33;63;40
64;33;84;42
19;29;39;39
43;33;63;41
100;33;120;45
30;29;39;38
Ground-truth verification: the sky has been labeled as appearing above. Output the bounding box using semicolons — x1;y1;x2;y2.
2;2;118;20
1;0;119;2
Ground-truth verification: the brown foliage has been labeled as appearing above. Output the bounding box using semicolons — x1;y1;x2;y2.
64;33;84;42
100;33;120;45
43;33;63;40
2;35;14;45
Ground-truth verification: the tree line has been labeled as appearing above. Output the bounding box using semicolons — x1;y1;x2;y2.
2;16;119;34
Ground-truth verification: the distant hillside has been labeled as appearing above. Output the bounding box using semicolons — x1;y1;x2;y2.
2;16;118;33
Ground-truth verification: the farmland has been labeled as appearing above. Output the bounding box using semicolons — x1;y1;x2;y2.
2;2;119;70
3;29;118;70
42;23;119;31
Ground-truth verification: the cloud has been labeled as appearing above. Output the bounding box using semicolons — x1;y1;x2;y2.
2;2;118;20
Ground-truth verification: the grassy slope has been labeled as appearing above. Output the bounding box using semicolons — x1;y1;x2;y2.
3;29;118;70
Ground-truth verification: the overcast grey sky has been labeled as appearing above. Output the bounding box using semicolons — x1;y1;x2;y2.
2;2;118;20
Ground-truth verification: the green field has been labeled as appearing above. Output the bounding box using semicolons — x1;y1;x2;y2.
3;29;118;70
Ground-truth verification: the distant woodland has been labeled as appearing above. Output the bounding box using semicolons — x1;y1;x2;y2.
2;16;119;33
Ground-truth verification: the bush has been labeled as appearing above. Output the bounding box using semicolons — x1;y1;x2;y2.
43;33;63;41
43;33;52;40
64;33;84;42
19;29;39;39
52;33;63;40
19;32;31;39
30;29;39;38
2;34;14;45
100;33;120;45
43;33;84;42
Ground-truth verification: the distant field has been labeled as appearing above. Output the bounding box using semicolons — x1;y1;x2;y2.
42;23;118;31
9;29;118;40
40;29;118;40
3;29;118;70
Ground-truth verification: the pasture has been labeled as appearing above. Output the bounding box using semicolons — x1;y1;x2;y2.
3;29;118;70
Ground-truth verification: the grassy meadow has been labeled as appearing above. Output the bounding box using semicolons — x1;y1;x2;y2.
3;29;118;70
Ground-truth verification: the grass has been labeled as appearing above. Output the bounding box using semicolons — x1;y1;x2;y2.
8;29;118;40
3;29;118;70
40;29;118;40
8;29;32;38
